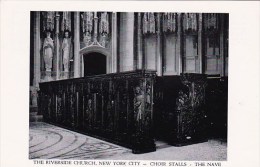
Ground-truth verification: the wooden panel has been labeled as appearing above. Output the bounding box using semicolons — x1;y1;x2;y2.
205;77;228;138
39;70;156;153
154;74;208;145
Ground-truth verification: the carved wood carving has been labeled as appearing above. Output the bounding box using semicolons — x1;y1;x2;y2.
39;70;156;153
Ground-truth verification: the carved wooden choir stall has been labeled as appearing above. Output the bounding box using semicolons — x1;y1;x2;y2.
154;74;208;146
39;70;156;153
39;71;209;153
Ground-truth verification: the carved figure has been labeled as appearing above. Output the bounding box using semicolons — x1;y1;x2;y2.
176;90;189;111
85;98;92;123
134;86;144;122
43;31;54;71
146;84;151;109
62;31;72;72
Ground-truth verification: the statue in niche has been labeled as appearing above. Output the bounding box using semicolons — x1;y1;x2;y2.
43;31;54;71
62;30;72;72
134;86;144;123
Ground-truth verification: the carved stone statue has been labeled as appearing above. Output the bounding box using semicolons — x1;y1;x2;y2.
43;31;54;71
62;31;72;72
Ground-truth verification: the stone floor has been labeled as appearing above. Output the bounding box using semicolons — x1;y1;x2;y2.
29;122;227;160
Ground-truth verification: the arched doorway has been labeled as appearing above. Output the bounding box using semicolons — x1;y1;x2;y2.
83;52;106;77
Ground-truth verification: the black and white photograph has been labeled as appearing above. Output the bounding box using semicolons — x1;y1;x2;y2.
1;1;260;167
29;11;228;160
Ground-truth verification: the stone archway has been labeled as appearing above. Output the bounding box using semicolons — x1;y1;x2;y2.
80;46;111;77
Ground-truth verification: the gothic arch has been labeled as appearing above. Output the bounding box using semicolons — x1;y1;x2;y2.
80;46;111;76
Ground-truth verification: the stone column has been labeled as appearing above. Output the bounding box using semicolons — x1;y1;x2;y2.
55;13;60;80
111;12;117;73
156;13;162;76
219;14;224;77
198;13;203;74
177;13;182;75
74;12;80;78
32;12;41;107
137;13;143;70
33;12;41;88
93;12;98;44
119;13;135;72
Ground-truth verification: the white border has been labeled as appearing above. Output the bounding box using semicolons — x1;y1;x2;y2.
1;1;260;167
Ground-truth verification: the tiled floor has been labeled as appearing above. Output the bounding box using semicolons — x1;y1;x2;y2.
29;122;227;160
29;122;131;159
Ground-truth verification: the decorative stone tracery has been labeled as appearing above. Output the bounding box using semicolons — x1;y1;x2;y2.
162;13;177;33
99;12;109;47
81;12;94;46
143;12;156;35
183;13;198;32
61;12;72;32
203;13;219;31
42;11;55;32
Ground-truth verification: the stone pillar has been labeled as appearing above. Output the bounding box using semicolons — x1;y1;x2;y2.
111;12;117;73
32;12;41;107
119;13;135;72
137;13;143;70
177;13;182;75
74;12;80;78
55;13;60;80
93;12;98;44
198;13;203;74
219;14;224;77
33;12;41;88
156;13;162;76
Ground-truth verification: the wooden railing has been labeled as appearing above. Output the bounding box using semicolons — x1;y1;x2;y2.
39;70;156;153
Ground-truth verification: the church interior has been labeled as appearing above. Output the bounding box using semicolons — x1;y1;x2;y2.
29;11;228;160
